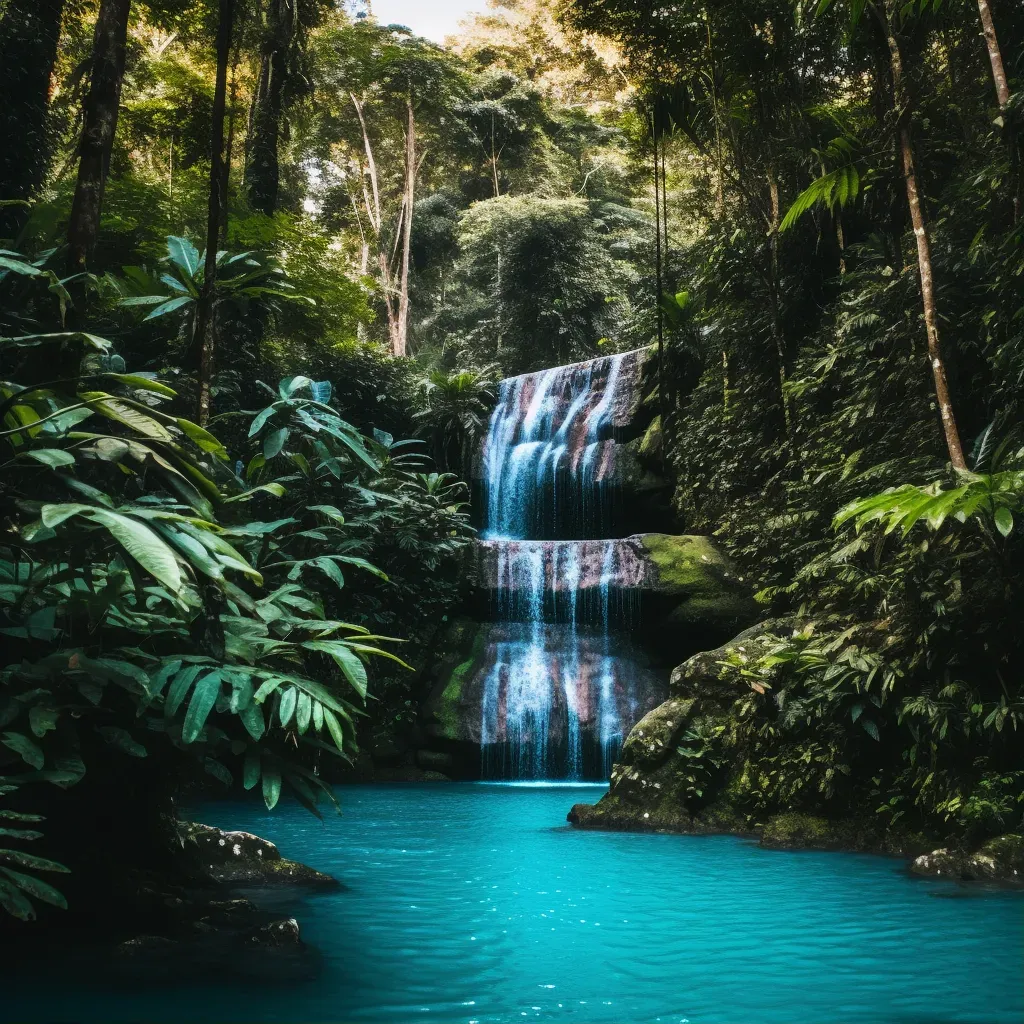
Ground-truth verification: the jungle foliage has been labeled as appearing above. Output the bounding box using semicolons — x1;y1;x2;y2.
1;0;1022;922
566;0;1024;838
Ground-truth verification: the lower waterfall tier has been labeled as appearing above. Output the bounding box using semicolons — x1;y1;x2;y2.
421;621;666;780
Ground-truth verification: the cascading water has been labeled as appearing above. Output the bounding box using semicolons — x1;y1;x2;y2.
478;350;655;779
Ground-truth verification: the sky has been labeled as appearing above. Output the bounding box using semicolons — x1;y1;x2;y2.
370;0;493;42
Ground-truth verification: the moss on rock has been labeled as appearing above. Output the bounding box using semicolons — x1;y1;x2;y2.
639;535;759;639
637;414;663;463
427;618;490;742
912;833;1024;883
618;696;695;769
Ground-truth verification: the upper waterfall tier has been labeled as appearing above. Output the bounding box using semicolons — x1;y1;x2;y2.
478;348;651;540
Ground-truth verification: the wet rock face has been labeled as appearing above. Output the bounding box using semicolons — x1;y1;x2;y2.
473;346;671;541
177;822;339;889
473;534;758;653
420;618;667;779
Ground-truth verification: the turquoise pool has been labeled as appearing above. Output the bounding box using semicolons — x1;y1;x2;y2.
4;782;1022;1023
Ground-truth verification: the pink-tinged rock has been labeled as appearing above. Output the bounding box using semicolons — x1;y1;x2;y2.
421;621;667;773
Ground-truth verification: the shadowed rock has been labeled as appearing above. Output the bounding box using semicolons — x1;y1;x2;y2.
177;822;340;890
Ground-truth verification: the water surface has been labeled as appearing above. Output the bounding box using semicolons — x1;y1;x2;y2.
6;783;1022;1023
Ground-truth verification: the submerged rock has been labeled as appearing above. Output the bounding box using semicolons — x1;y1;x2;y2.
177;822;339;890
243;917;302;947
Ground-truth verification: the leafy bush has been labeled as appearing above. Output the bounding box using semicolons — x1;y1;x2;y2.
0;249;462;919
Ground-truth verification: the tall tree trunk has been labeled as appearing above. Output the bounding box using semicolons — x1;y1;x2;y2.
0;0;66;239
219;37;243;248
652;112;666;470
394;95;416;358
974;0;1019;222
67;0;131;272
245;0;294;216
350;94;382;235
490;111;501;198
976;0;1011;107
767;165;790;435
192;0;235;425
880;0;966;470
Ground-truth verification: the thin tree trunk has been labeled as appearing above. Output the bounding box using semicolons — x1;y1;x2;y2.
974;0;1019;222
245;0;293;216
192;0;234;426
394;94;416;358
350;93;382;233
703;11;725;219
67;0;131;272
168;135;174;228
880;0;966;470
220;35;243;248
652;112;666;471
976;0;1011;107
767;166;790;434
0;0;66;239
490;111;500;198
836;211;846;275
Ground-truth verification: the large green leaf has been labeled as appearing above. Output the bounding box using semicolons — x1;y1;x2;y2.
167;236;201;279
322;708;348;753
243;752;261;790
304;641;368;697
278;686;297;728
1;732;44;770
165;665;205;717
264;427;290;459
994;506;1014;538
25;449;76;468
0;878;35;920
175;418;228;460
0;849;70;873
262;764;282;810
181;672;223;743
0;867;67;910
144;296;193;322
78;393;173;440
41;505;182;590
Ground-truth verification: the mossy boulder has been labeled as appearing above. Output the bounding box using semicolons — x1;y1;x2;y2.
177;822;339;890
637;535;759;659
912;834;1024;883
618;697;694;769
973;833;1024;879
670;621;788;704
641;534;753;610
420;617;492;763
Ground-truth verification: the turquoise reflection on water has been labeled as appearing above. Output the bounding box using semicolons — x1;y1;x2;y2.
12;783;1024;1023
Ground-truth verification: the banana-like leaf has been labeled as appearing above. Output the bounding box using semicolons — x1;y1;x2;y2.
41;504;182;590
181;671;223;743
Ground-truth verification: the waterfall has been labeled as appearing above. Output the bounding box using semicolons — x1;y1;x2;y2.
482;353;629;542
478;350;651;780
